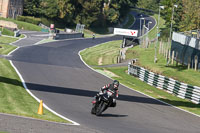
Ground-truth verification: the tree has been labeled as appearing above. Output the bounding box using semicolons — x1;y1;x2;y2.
23;0;42;16
179;0;200;32
137;0;160;12
23;0;135;28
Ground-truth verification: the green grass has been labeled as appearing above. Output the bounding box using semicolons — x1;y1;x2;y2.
0;36;18;45
81;40;122;65
0;39;70;123
105;67;200;115
126;44;200;87
80;40;200;116
0;17;42;31
0;28;14;36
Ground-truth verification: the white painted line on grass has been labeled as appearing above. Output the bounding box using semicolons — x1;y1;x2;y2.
7;47;80;126
78;42;200;119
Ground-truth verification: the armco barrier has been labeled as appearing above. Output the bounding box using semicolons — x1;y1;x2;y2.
128;64;200;104
54;33;82;40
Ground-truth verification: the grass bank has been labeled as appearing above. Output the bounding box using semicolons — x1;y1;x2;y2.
81;40;122;65
126;44;200;87
0;38;70;123
80;40;200;116
0;17;42;31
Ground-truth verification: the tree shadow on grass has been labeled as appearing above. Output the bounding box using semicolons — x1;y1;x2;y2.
166;65;188;72
0;76;23;87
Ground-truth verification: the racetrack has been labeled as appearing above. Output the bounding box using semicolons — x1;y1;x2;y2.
10;36;200;133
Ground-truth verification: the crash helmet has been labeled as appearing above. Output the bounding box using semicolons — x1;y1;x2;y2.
113;80;119;88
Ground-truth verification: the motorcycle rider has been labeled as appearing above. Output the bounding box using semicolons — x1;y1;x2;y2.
96;80;119;107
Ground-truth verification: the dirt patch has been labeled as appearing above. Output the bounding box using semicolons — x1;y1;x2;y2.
98;57;103;65
145;90;154;93
157;95;166;99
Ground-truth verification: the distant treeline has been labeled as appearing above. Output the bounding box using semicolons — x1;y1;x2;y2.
137;0;200;34
23;0;138;28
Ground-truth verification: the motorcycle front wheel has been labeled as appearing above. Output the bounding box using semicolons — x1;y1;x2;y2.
96;101;106;116
91;104;96;114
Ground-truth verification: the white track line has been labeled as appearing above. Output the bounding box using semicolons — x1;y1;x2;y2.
78;43;200;119
8;46;80;126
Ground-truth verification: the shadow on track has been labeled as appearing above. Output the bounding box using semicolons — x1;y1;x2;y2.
1;76;167;106
3;76;200;109
100;114;128;118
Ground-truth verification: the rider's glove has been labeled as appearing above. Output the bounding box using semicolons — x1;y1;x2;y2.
99;91;103;95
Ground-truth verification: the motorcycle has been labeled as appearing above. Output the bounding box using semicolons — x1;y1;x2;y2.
91;90;114;116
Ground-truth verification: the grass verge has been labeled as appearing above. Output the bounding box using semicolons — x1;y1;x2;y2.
81;40;122;65
0;36;18;45
0;38;70;123
80;40;200;116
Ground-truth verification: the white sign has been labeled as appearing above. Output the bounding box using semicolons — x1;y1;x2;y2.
114;28;138;37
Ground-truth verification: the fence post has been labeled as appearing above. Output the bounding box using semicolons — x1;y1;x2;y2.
195;55;198;71
168;50;171;63
166;49;168;60
159;41;161;54
162;41;164;54
171;51;174;65
176;52;178;66
188;57;191;70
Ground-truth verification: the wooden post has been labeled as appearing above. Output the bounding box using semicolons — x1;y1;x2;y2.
168;50;171;63
165;49;168;59
171;51;174;65
176;52;178;66
188;57;191;70
159;41;161;54
162;41;164;54
195;55;198;71
168;38;170;51
163;45;165;57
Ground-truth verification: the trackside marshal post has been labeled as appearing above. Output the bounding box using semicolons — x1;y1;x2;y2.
114;28;138;37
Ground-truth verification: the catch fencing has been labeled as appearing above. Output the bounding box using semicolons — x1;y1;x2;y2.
171;32;200;69
128;64;200;104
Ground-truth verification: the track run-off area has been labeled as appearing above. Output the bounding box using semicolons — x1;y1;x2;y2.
8;35;200;133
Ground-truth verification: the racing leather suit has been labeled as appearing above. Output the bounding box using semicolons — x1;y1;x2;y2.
99;83;119;107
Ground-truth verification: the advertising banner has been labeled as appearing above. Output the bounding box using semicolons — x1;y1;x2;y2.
114;28;138;37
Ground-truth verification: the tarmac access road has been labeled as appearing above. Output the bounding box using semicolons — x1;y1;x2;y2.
8;36;200;133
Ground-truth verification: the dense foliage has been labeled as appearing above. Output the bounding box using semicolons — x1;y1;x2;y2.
137;0;200;34
23;0;138;28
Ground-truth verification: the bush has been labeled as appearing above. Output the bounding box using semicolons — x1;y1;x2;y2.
16;16;41;25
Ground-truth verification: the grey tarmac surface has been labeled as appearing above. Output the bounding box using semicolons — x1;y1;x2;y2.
8;36;200;133
130;11;156;37
0;113;103;133
11;30;49;47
